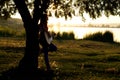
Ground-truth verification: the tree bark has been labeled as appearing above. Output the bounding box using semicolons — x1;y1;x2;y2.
13;0;39;72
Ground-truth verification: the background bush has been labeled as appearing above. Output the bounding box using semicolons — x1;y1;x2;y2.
83;32;103;41
83;31;114;43
54;32;75;40
102;31;113;42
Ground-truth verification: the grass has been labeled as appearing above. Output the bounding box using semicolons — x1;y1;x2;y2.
0;26;26;37
0;37;120;80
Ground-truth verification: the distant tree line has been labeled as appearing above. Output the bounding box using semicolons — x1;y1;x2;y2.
0;27;75;40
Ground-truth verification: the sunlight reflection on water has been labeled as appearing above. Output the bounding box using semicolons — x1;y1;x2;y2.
49;26;120;42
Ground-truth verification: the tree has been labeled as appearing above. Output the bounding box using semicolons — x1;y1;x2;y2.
0;0;120;72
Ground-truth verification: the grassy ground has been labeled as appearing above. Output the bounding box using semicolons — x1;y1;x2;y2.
0;37;120;80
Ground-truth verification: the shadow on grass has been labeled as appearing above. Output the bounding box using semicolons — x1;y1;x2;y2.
0;46;24;53
0;46;59;80
106;56;120;62
0;67;57;80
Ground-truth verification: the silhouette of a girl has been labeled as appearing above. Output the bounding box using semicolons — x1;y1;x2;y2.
39;14;57;71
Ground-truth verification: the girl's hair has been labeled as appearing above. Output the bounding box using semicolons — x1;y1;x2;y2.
39;14;48;31
41;14;48;23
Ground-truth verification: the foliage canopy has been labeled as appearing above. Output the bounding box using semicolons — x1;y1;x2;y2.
0;0;120;19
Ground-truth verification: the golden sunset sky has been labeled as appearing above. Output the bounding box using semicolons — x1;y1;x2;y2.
12;12;120;27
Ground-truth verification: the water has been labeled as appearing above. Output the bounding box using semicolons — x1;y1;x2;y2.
49;26;120;42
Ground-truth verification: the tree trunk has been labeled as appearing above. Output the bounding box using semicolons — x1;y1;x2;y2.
13;0;39;72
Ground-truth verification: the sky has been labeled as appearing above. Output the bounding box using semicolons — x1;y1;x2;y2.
12;12;120;27
48;15;120;27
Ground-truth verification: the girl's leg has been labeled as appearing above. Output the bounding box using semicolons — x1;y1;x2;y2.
43;47;51;71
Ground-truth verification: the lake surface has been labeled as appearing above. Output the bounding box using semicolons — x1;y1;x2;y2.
49;26;120;42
